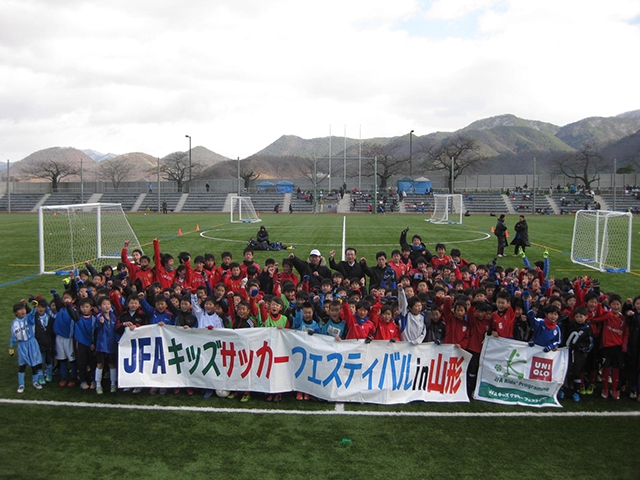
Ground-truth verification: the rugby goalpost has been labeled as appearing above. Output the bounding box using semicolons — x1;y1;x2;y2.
229;195;261;223
571;209;632;273
428;194;463;224
39;203;143;275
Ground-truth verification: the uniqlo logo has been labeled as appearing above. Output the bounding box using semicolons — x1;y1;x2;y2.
529;357;553;382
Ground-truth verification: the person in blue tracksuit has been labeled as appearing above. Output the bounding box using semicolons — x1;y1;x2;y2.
94;296;118;395
52;289;78;387
10;302;43;393
527;305;562;352
74;297;97;390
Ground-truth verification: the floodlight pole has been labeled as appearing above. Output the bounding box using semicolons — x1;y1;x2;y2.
343;125;347;188
6;159;10;213
80;157;84;203
185;134;192;192
313;157;318;213
373;156;378;215
450;157;454;193
237;156;241;195
613;158;617;211
358;125;362;191
409;130;414;177
157;157;161;213
533;157;537;214
328;125;332;191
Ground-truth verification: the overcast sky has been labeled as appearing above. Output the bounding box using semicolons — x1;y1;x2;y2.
2;0;639;162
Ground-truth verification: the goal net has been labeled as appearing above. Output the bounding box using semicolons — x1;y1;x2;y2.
230;196;261;223
39;203;143;275
571;209;632;273
429;194;463;224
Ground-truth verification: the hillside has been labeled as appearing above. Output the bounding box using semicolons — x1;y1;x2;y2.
255;134;392;158
9;109;640;182
189;145;230;165
555;116;640;149
16;147;97;181
461;114;560;135
601;130;640;166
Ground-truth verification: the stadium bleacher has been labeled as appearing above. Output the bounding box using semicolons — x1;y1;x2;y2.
0;193;45;212
180;193;227;212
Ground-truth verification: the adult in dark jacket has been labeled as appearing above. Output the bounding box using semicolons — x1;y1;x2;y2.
360;251;397;290
494;214;508;257
288;249;333;291
510;215;530;255
329;247;365;283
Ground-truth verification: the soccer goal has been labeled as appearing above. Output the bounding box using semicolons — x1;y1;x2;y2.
428;194;463;224
571;209;632;273
230;196;261;223
39;203;143;275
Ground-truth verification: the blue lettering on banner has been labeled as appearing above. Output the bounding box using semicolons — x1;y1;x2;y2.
343;353;362;388
153;337;166;374
307;353;323;385
291;346;306;378
362;358;379;390
123;337;153;374
322;353;343;388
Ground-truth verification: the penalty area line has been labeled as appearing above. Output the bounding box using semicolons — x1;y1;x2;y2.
1;398;639;418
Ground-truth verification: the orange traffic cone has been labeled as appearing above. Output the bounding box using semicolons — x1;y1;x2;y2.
490;226;494;233
196;224;200;231
178;228;182;236
505;230;509;238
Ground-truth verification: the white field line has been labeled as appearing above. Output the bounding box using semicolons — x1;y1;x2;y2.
1;398;639;417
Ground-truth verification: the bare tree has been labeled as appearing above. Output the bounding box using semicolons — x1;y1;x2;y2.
154;152;202;191
295;158;330;191
553;144;608;191
239;160;261;189
21;159;80;191
422;134;486;192
100;157;135;191
360;143;406;189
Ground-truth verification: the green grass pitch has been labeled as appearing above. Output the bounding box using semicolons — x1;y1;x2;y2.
1;212;639;479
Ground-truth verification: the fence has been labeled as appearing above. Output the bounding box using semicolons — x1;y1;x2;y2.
1;174;639;196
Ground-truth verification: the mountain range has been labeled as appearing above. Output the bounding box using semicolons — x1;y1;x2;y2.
5;110;640;182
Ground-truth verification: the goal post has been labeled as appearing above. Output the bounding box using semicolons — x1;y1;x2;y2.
39;203;143;275
230;196;261;223
571;209;632;273
428;194;463;224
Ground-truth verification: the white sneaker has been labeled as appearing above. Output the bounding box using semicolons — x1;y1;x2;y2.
17;385;25;394
132;388;142;394
33;382;43;390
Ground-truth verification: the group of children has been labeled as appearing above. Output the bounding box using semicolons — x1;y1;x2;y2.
9;227;639;405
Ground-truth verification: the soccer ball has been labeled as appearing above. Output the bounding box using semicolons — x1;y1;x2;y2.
215;389;230;398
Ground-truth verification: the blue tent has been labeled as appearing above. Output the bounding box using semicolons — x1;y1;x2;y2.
276;180;294;193
256;181;275;193
397;176;432;194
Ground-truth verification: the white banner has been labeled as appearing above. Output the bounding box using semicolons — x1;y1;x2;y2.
118;325;472;404
474;336;569;408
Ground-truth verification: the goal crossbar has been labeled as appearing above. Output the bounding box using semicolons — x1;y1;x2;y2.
570;209;632;273
39;203;143;274
428;194;463;224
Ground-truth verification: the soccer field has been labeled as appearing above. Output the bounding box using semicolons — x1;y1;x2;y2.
1;212;639;479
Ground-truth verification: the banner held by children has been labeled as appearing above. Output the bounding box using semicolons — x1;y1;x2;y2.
118;325;472;405
474;335;569;408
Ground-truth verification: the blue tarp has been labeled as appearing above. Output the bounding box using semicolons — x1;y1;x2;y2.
397;177;432;194
276;180;294;193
